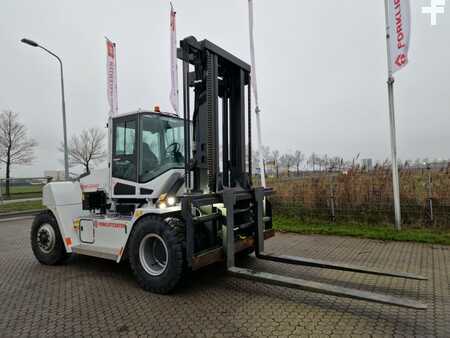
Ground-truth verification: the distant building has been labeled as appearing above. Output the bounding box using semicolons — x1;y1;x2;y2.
44;170;65;181
361;158;373;171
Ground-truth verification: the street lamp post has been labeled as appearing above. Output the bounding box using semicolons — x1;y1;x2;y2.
21;38;70;181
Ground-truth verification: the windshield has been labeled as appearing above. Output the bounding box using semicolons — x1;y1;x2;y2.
139;114;185;183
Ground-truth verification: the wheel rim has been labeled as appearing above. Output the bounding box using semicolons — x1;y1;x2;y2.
139;234;169;276
37;224;56;254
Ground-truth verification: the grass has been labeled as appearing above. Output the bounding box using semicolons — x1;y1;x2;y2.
273;215;450;246
0;200;44;213
5;185;43;194
1;185;43;200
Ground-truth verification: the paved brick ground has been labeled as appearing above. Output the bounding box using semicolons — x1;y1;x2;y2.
1;218;449;337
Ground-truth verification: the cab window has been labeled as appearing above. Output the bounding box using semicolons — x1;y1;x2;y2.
139;114;184;183
112;117;137;181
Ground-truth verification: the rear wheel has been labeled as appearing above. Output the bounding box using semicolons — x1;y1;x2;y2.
128;216;185;294
30;211;70;265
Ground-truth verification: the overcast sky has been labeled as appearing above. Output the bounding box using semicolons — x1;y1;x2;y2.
1;0;449;177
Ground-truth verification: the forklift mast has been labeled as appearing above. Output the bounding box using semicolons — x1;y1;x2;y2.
176;36;427;310
178;36;252;193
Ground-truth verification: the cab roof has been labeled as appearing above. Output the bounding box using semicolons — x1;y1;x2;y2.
112;110;181;120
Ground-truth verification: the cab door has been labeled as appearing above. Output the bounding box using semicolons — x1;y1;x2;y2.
112;115;138;195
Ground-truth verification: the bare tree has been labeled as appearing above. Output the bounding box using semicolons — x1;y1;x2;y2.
308;152;319;171
59;127;106;174
322;154;329;171
260;145;270;176
250;149;260;175
329;156;343;171
352;152;361;169
271;150;280;178
293;150;304;176
0;110;37;195
280;153;294;177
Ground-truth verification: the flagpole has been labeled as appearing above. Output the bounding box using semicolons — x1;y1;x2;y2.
105;36;117;198
170;2;180;116
384;0;402;230
248;0;266;188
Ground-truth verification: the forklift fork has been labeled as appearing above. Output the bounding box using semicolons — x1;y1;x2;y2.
178;36;427;310
225;188;427;310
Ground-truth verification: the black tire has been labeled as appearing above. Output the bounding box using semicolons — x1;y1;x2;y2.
128;215;185;294
166;217;191;288
30;211;70;265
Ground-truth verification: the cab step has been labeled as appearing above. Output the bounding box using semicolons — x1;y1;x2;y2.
72;244;119;261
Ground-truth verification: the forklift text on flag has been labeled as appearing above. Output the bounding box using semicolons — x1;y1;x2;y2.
106;38;118;116
386;0;411;73
169;4;179;115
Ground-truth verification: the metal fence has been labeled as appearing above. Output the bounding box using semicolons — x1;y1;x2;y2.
266;169;450;229
0;177;51;202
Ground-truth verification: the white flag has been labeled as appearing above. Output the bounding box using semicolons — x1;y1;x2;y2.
385;0;411;73
106;38;118;116
169;4;179;115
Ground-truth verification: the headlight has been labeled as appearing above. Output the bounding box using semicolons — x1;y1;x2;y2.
167;196;176;206
158;193;176;208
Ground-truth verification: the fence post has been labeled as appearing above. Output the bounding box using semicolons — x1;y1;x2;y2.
426;165;434;225
329;174;336;222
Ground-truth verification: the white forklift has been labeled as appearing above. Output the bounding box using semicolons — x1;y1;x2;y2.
31;36;427;309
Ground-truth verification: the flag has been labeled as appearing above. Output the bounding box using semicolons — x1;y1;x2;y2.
169;3;179;115
385;0;411;74
106;38;118;116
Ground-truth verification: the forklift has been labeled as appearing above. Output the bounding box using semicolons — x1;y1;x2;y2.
31;36;427;309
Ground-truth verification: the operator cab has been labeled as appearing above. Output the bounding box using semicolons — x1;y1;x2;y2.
111;110;186;199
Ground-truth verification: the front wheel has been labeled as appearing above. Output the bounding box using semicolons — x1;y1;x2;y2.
30;211;70;265
128;216;185;294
